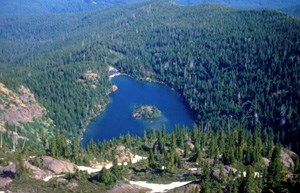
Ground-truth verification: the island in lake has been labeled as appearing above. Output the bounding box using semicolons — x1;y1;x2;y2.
133;105;161;120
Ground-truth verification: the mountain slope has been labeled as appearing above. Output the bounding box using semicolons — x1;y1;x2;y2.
175;0;300;17
0;0;148;18
0;81;54;148
1;1;300;152
175;0;300;8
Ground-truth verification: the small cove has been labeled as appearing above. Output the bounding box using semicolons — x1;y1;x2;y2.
82;75;195;145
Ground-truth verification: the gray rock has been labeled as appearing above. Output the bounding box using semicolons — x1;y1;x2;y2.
0;163;16;177
213;165;237;178
24;160;53;180
67;182;78;190
56;178;68;184
41;156;75;174
0;177;13;189
167;182;200;193
107;183;151;193
281;150;295;168
262;157;270;167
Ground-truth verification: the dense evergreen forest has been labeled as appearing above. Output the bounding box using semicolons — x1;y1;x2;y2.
2;125;300;192
0;0;149;18
1;0;300;150
0;1;300;192
175;0;300;9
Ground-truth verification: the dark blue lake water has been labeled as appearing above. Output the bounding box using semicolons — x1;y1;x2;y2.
82;75;195;145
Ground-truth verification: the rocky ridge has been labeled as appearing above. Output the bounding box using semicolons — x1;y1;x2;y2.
0;83;44;125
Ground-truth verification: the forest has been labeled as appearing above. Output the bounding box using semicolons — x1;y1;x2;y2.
1;0;299;155
1;125;300;192
0;0;300;192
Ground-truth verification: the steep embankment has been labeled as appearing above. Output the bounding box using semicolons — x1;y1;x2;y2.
0;82;53;146
0;82;44;124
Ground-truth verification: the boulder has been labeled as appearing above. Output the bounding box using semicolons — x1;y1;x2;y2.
213;165;237;178
56;178;68;184
67;182;78;190
167;182;200;193
24;161;53;180
186;141;194;149
112;85;118;92
176;148;184;155
116;145;126;153
107;182;151;193
0;163;16;177
223;165;237;175
280;150;295;168
262;157;270;167
41;156;75;174
0;177;13;189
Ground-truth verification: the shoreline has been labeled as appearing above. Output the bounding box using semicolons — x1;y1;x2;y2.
80;66;119;142
81;65;197;144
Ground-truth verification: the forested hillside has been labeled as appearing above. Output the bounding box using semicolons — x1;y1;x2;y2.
0;0;148;18
175;0;300;8
1;1;300;151
1;1;300;192
92;2;300;152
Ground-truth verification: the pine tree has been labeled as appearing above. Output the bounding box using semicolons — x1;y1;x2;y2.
201;181;211;193
148;149;155;169
97;167;115;186
72;137;80;161
241;165;260;193
264;146;287;192
49;137;57;157
167;151;175;173
184;142;189;158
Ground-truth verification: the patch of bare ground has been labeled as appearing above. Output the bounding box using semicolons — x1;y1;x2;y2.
84;70;99;80
108;183;150;193
0;82;44;125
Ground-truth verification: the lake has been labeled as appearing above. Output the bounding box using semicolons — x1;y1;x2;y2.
82;75;195;145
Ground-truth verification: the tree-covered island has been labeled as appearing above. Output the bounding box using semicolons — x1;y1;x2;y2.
132;105;161;120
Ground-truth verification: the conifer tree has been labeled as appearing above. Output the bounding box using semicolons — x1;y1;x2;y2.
148;149;155;169
49;137;57;157
241;165;260;193
264;146;287;192
97;167;115;186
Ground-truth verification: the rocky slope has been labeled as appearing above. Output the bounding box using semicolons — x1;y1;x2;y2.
0;82;44;124
0;82;53;145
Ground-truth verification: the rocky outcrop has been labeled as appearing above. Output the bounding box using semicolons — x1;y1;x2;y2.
107;183;151;193
0;163;16;177
41;156;76;174
213;165;237;178
280;150;296;168
0;163;15;189
24;161;53;180
176;148;184;155
186;141;195;149
116;145;126;153
112;85;118;92
263;150;297;168
67;182;78;190
0;177;12;189
262;157;270;167
56;178;68;184
0;83;44;125
167;182;200;193
84;70;99;80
